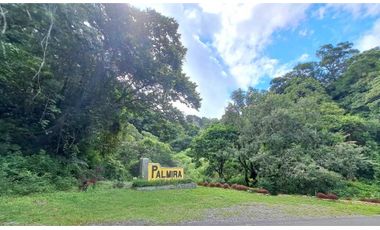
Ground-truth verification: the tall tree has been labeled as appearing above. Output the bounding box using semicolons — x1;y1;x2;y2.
0;3;201;159
190;123;238;180
316;41;359;85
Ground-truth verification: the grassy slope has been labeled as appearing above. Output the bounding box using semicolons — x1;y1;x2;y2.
1;185;380;225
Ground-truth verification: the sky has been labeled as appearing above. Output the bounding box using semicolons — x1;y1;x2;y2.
132;2;380;118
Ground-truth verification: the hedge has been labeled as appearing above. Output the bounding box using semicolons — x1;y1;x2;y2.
132;179;193;187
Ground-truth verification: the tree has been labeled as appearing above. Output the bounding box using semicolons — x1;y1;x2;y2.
270;62;320;94
0;3;201;158
316;41;359;85
190;123;238;180
331;47;380;119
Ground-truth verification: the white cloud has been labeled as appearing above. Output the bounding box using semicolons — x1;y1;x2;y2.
298;53;310;62
199;3;310;89
172;100;199;116
316;4;380;20
314;6;326;19
298;28;314;37
356;19;380;51
132;3;311;117
132;3;236;118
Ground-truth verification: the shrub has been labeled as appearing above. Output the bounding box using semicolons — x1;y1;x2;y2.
359;198;380;204
257;188;269;194
233;184;249;191
0;151;76;195
203;181;209;187
316;192;338;200
215;182;223;188
227;175;246;185
333;181;380;199
316;192;328;199
257;177;279;195
209;182;216;187
223;183;230;189
113;181;126;188
326;193;339;200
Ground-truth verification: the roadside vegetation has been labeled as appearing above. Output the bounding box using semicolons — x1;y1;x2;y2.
0;3;379;203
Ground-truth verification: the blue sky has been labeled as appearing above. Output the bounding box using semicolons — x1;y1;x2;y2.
133;3;380;118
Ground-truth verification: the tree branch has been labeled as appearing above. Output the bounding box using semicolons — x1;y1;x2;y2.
32;6;55;99
0;5;7;58
0;5;7;34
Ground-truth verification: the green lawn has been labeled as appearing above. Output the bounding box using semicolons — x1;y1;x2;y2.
1;184;380;225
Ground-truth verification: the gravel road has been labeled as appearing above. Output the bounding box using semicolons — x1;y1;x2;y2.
95;203;380;226
178;203;380;226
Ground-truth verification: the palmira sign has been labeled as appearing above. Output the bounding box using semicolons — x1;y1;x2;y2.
147;163;184;181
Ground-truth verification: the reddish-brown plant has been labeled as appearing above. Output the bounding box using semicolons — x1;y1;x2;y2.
223;183;230;189
316;192;328;199
326;193;338;200
257;188;269;194
215;182;223;188
234;185;249;191
359;198;380;204
316;192;338;200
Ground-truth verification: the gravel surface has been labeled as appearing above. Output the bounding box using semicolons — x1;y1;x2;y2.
93;203;380;226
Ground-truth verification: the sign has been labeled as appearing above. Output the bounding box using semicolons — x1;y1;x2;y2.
147;163;184;181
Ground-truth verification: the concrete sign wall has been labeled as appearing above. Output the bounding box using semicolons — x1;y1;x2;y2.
139;158;149;180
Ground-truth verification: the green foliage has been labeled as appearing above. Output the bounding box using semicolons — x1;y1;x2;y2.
173;150;209;182
90;123;177;180
333;181;380;199
0;2;379;198
227;175;246;185
132;179;193;187
0;3;201;191
316;42;359;85
332;47;380;119
0;151;76;195
190;123;239;179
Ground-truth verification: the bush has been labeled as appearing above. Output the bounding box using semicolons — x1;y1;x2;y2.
231;184;249;191
316;192;338;200
173;151;209;182
326;193;339;200
0;151;76;195
256;188;269;194
333;181;380;198
257;177;278;195
359;198;380;204
316;192;328;199
215;182;223;188
223;183;230;189
113;180;127;188
132;179;193;187
228;175;246;185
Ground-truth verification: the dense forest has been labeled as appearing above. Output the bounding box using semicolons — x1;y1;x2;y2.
0;4;379;197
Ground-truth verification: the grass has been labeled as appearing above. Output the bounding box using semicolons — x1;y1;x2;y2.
1;183;380;225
